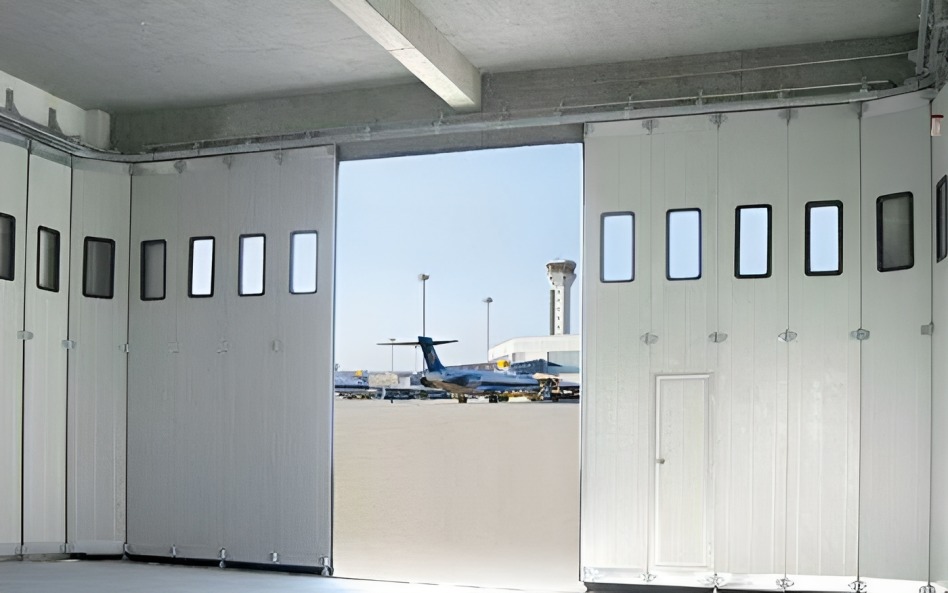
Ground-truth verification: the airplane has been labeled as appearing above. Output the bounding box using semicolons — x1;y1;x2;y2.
384;336;542;403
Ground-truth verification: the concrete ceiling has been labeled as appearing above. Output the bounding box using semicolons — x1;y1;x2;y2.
0;0;921;113
412;0;921;73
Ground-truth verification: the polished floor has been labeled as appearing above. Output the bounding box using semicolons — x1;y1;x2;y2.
0;560;567;593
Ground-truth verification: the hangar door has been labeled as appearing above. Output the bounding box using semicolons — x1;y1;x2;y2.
126;147;336;569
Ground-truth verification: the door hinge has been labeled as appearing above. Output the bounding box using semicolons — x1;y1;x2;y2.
17;330;34;341
921;322;935;336
850;328;871;341
119;343;130;353
62;340;77;350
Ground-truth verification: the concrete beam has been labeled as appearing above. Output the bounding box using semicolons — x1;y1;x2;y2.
329;0;481;111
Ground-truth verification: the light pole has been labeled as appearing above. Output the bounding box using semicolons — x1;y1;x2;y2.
389;338;396;372
483;297;493;361
418;273;430;336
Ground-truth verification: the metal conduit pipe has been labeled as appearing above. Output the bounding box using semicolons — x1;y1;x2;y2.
0;80;933;164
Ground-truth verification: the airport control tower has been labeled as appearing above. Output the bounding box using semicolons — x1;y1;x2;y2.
547;259;576;335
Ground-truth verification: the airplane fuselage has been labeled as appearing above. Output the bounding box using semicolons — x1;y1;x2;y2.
422;369;539;395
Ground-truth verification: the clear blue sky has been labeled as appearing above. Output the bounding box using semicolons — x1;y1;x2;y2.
335;143;583;371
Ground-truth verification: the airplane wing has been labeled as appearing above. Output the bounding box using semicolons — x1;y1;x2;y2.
377;340;459;346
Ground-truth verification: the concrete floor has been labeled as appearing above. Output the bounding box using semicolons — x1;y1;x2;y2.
0;560;568;593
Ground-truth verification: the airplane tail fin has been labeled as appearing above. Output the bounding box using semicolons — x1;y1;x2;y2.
418;336;447;373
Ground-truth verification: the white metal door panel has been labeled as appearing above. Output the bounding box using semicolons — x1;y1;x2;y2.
785;104;861;582
260;147;335;566
126;148;335;568
22;149;71;553
0;133;27;556
126;165;181;557
654;375;710;569
581;123;653;574
219;147;335;566
858;99;931;581
173;157;230;560
649;116;718;377
66;159;130;554
713;110;788;577
931;83;948;592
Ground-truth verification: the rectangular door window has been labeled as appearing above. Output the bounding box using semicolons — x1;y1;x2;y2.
600;212;634;282
938;176;947;263
805;201;843;276
735;205;772;278
83;237;115;299
37;226;60;292
141;240;167;301
290;231;318;294
0;213;13;281
666;209;701;280
876;192;914;272
189;237;215;297
239;234;266;296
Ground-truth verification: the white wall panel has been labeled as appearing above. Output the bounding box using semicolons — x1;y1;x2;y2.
0;132;28;556
859;97;931;581
66;159;130;554
786;104;861;584
714;110;788;578
931;82;948;593
127;147;335;568
581;122;652;576
22;148;71;553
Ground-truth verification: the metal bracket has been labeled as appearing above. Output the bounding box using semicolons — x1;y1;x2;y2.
14;544;23;555
582;567;601;582
170;545;177;558
642;119;657;134
849;580;867;593
641;572;657;582
219;547;227;568
217;339;229;354
119;343;131;353
17;330;34;341
168;342;179;353
778;108;798;122
272;340;283;353
270;551;279;563
709;113;726;127
273;151;284;165
851;328;871;341
5;89;19;116
222;155;234;169
919;585;936;593
62;340;77;350
922;322;935;336
48;108;64;134
641;332;659;345
700;573;724;588
777;577;795;590
173;160;186;174
709;331;728;343
319;554;333;576
778;329;798;343
695;89;705;106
